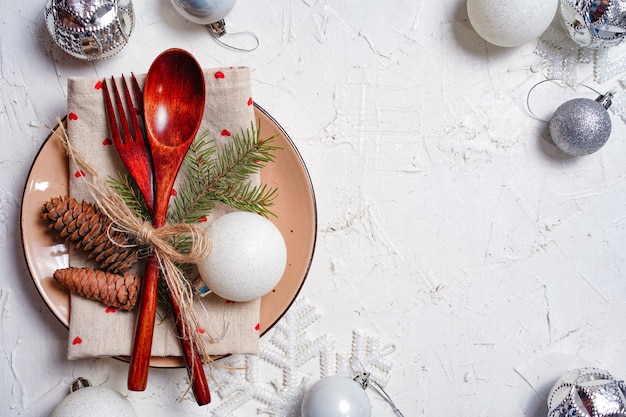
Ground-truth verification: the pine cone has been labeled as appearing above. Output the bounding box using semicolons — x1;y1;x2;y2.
53;267;141;311
41;196;139;274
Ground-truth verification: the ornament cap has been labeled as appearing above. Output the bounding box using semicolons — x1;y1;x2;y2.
208;19;226;37
70;377;91;393
353;372;370;390
596;91;614;110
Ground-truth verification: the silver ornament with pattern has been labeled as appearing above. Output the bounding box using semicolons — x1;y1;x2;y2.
45;0;135;60
548;367;626;417
560;0;626;48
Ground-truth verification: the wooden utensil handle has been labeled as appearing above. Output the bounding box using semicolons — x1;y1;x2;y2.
169;294;211;405
127;255;211;405
128;255;160;391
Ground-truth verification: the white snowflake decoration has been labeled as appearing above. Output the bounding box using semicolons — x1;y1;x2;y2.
209;298;396;417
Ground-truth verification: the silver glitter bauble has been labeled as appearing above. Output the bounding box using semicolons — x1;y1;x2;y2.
45;0;135;60
547;368;626;417
170;0;236;25
559;0;626;48
548;92;612;156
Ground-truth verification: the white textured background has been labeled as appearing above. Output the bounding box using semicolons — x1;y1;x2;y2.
3;0;626;416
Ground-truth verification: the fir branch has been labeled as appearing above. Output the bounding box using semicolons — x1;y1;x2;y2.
107;172;151;221
169;124;281;224
213;182;278;216
213;123;278;186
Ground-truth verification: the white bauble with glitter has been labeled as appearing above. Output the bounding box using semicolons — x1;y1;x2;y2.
170;0;236;24
51;380;136;417
467;0;558;47
197;211;287;302
301;376;371;417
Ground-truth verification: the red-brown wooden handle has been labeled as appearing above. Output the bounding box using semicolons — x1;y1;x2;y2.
127;256;211;405
128;255;160;391
170;294;211;405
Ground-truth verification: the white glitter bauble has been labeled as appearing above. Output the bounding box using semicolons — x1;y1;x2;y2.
170;0;236;24
467;0;559;47
549;94;612;156
197;211;287;302
301;376;371;417
547;368;626;417
560;0;626;48
51;379;136;417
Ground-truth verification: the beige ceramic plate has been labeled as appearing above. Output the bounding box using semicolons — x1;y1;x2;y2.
21;104;317;367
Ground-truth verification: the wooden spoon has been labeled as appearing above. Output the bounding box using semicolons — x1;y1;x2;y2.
127;48;210;405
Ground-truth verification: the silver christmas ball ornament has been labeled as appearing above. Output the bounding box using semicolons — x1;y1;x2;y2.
549;92;613;156
301;375;371;417
547;367;626;417
170;0;237;25
559;0;626;48
45;0;135;60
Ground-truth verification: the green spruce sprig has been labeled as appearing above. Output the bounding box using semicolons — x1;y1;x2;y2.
108;124;280;224
107;172;151;221
170;123;280;224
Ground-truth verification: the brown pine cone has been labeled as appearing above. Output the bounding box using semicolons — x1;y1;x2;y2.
53;267;141;311
41;196;139;274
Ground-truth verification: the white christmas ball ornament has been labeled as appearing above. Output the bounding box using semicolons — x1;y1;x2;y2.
51;379;136;417
171;0;237;24
467;0;558;47
301;376;371;417
197;211;287;302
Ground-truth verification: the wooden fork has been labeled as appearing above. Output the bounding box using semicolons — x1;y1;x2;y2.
103;74;154;215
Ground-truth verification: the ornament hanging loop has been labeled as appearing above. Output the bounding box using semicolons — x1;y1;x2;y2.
208;20;259;52
526;79;612;122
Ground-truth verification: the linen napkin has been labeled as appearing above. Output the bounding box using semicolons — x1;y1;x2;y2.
65;66;260;359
